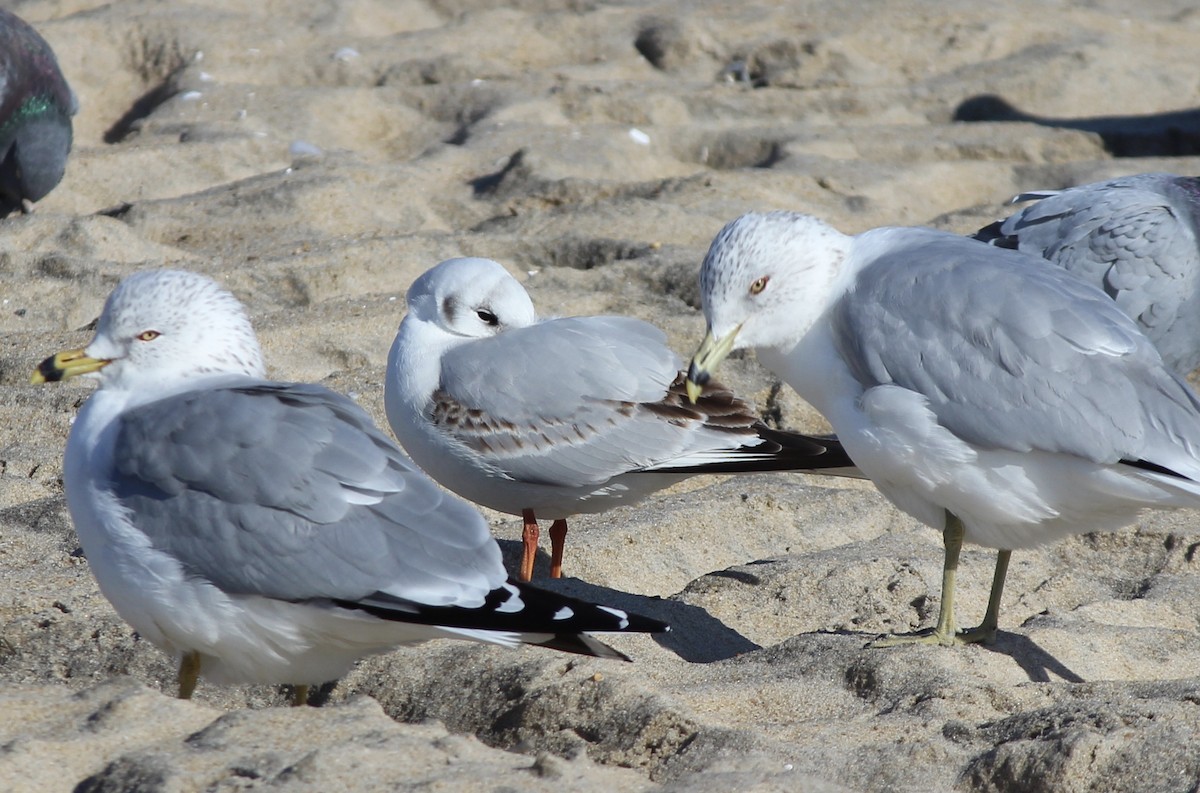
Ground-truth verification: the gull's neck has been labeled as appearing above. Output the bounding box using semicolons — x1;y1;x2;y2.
386;314;460;427
753;230;872;420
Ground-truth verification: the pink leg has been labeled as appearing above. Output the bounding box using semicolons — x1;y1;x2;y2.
520;508;539;582
548;519;568;579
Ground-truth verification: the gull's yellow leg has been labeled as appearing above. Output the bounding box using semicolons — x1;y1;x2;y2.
956;549;1010;644
872;511;965;647
291;685;310;707
177;650;201;699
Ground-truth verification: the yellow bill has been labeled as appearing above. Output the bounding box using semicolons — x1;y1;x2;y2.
31;348;109;384
685;325;741;403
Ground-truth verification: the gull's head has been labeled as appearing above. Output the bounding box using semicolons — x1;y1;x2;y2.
404;257;536;339
33;269;265;391
687;211;850;401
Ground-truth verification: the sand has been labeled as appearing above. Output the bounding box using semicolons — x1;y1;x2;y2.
2;0;1199;790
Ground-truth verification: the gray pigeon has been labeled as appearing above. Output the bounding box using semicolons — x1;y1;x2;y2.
0;8;76;217
975;173;1200;374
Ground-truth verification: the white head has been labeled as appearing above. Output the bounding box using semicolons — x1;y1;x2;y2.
33;269;265;392
403;257;536;339
687;211;851;399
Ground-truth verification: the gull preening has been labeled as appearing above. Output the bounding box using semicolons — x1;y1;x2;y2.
33;269;667;704
687;210;1200;646
974;172;1200;374
385;257;856;582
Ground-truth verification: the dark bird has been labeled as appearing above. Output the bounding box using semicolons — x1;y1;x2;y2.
0;8;76;217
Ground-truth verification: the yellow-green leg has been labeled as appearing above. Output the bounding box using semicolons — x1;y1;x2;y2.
290;685;310;707
956;549;1011;644
177;650;201;699
872;512;1011;648
873;511;965;647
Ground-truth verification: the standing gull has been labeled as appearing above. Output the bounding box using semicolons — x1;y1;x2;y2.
973;173;1200;374
386;257;856;582
687;211;1200;646
32;269;667;704
0;7;76;216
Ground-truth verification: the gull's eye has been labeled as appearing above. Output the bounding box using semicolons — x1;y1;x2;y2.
476;309;499;326
137;330;161;342
749;276;769;295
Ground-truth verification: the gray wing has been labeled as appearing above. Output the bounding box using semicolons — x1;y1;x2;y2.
982;174;1200;372
434;316;757;487
833;228;1200;474
111;382;505;607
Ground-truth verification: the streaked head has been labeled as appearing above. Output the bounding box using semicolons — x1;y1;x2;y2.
687;211;850;400
33;269;265;390
403;257;536;339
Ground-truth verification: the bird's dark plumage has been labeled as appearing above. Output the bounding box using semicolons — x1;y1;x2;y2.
0;8;75;216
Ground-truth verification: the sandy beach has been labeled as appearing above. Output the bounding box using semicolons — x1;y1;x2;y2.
2;0;1199;790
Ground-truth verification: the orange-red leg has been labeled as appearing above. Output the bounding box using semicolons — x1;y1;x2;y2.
548;519;569;579
520;508;539;582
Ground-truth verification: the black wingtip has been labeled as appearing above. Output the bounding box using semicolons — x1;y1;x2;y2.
535;617;670;662
1121;457;1189;479
971;220;1020;249
505;580;668;661
336;580;669;661
536;633;635;661
645;426;861;476
507;578;670;633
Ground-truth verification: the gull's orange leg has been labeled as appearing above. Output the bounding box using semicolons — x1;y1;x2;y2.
520;508;540;582
548;519;569;579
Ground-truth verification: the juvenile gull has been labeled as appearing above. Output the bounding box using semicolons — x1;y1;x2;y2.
974;173;1200;374
687;211;1200;646
385;257;856;582
32;269;667;703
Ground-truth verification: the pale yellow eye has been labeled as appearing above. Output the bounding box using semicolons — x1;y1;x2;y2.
749;276;769;295
137;330;161;342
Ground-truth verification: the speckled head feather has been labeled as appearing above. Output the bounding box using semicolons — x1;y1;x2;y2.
87;270;265;391
699;211;852;350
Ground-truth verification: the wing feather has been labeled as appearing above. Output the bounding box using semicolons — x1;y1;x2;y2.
432;316;775;487
978;174;1200;372
110;382;506;607
835;229;1200;475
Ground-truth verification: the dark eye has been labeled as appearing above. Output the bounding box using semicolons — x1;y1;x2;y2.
476;309;499;326
749;276;769;295
137;330;161;341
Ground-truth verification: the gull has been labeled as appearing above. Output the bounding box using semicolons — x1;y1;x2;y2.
385;257;856;583
973;173;1200;374
32;269;668;704
687;211;1200;646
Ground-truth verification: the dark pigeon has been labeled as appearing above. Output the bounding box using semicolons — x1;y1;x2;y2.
0;8;76;217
